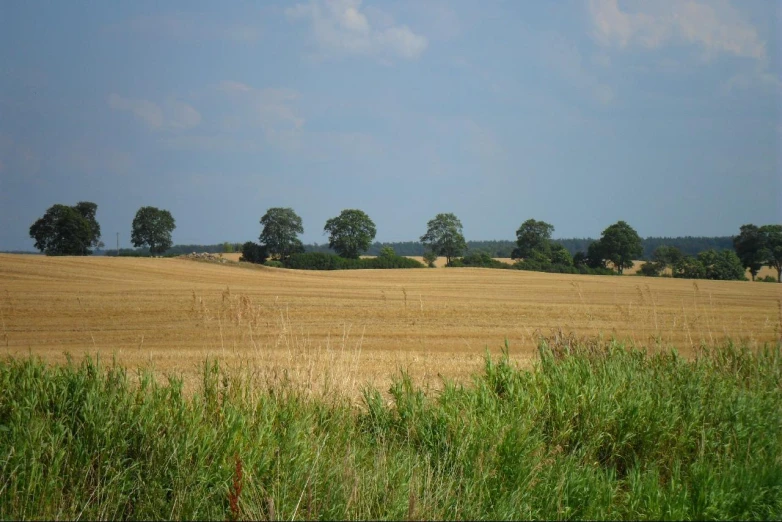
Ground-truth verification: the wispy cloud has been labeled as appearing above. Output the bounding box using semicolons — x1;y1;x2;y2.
546;34;614;105
108;12;260;43
156;81;305;153
286;0;428;60
161;80;387;163
108;94;201;131
216;81;304;134
588;0;766;60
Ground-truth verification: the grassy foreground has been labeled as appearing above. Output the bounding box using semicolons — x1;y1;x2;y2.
1;340;781;520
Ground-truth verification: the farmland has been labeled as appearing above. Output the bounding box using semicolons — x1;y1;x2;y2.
1;253;779;395
2;253;781;519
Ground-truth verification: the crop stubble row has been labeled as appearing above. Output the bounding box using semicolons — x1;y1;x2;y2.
0;254;779;395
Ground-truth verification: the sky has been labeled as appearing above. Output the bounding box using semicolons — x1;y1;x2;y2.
1;0;780;251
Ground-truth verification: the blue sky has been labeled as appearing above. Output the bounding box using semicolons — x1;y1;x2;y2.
1;0;780;250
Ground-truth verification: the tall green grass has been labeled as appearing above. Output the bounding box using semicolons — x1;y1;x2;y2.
1;340;780;520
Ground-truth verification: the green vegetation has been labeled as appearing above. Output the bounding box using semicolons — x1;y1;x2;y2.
22;199;781;281
1;340;780;520
450;250;510;269
29;201;102;256
733;224;782;283
640;246;747;281
762;225;782;282
422;250;438;267
239;241;268;265
420;213;467;265
131;206;176;255
259;207;305;262
514;259;616;276
734;224;767;281
323;209;377;259
285;252;423;270
512;219;555;261
591;221;644;275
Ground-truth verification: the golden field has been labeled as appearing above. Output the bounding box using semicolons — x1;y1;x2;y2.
1;254;779;396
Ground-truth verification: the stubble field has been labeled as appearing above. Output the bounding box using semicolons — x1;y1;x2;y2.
0;253;779;396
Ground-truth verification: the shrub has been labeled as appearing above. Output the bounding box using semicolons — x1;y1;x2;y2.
263;260;283;268
454;251;511;269
673;250;746;281
285;252;423;270
369;255;424;269
513;260;616;276
239;242;268;264
758;275;777;283
379;246;396;258
639;261;662;277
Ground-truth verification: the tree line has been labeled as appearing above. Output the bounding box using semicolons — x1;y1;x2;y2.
27;202;781;281
303;237;736;259
29;203;175;256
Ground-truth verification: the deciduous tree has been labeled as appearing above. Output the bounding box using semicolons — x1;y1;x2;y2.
733;224;765;281
131;206;176;255
260;208;305;261
652;246;684;272
759;225;782;282
420;213;466;265
323;209;377;259
422;250;438;268
73;201;102;250
697;249;745;281
29;203;99;256
512;219;554;260
597;221;643;274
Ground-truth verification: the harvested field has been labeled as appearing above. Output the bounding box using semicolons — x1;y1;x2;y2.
1;253;779;396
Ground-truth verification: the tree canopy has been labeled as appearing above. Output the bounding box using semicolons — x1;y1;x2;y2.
131;207;176;255
696;249;745;281
420;213;467;265
29;203;101;256
512;219;554;260
652;246;684;270
260;207;305;261
596;221;643;274
759;225;782;282
323;209;377;259
733;225;766;281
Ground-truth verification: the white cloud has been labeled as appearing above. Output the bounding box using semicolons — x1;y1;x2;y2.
108;94;163;129
216;81;304;133
723;68;782;94
286;0;428;60
108;94;201;131
588;0;766;60
167;100;202;130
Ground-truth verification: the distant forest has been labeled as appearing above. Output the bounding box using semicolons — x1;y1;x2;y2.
95;236;735;260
